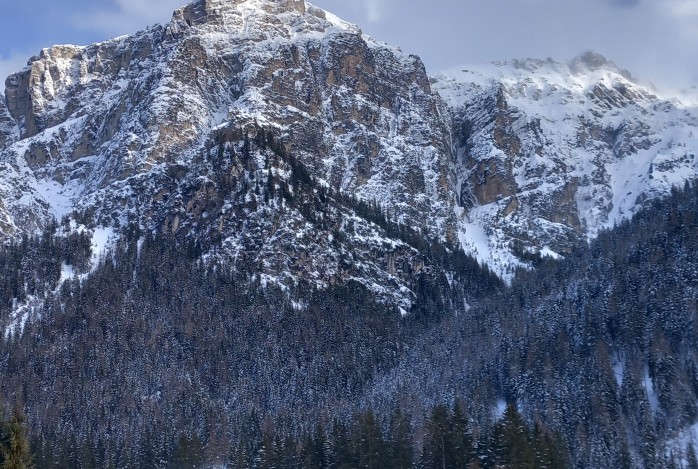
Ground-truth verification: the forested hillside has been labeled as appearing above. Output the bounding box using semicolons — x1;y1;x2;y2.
0;182;696;467
364;180;698;468
0;183;500;467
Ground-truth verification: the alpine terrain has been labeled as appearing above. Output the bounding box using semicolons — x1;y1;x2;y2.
0;0;696;467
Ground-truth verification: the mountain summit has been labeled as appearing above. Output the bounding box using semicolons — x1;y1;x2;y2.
434;58;697;277
0;0;455;306
176;0;316;25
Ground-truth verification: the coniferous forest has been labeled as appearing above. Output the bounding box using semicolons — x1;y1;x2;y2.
0;172;697;467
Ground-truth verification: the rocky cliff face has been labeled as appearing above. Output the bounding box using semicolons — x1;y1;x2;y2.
434;53;698;278
0;93;16;148
1;0;454;236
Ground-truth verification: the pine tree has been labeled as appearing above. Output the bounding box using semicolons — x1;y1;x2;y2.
300;432;322;469
388;407;413;469
331;420;356;469
354;410;386;469
279;435;299;469
170;433;203;469
1;409;33;469
254;430;276;469
0;411;5;469
449;400;473;468
229;442;250;469
687;441;698;469
421;404;450;469
531;422;569;469
491;404;534;469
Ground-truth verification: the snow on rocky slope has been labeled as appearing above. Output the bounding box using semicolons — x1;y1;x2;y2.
0;0;456;307
0;0;696;292
433;52;698;279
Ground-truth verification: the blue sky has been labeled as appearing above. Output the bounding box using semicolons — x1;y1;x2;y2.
1;0;696;91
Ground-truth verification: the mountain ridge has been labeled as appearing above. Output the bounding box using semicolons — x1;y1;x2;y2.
0;0;696;284
434;53;698;277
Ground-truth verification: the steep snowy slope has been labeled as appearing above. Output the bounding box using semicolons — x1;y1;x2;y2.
434;52;698;278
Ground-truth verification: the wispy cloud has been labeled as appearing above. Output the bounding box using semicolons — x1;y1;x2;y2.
665;0;698;16
661;0;698;37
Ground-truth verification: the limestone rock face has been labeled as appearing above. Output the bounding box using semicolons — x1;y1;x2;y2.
434;55;698;278
0;94;16;148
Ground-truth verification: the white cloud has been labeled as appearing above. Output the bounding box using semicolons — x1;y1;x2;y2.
662;0;698;37
666;0;698;17
74;0;184;37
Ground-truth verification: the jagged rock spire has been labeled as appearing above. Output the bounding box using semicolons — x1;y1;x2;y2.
174;0;307;27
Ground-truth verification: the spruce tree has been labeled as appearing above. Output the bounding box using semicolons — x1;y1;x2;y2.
300;432;322;469
170;433;203;469
354;410;386;469
254;430;276;469
688;441;698;469
1;409;32;469
421;404;450;469
331;420;356;469
388;408;413;469
449;400;473;468
491;404;534;469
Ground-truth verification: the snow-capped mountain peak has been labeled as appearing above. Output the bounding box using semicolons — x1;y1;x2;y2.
171;0;359;37
433;55;698;278
569;50;633;78
0;0;452;307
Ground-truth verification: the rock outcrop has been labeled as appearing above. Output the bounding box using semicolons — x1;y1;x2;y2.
0;93;16;148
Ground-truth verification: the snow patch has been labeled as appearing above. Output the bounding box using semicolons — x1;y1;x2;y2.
665;421;698;467
613;360;624;388
60;263;76;283
644;367;659;414
540;246;562;260
5;296;40;338
31;178;78;219
91;227;117;269
493;399;508;420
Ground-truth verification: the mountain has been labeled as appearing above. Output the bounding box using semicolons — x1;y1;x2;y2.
0;0;459;308
434;52;698;278
0;1;696;289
